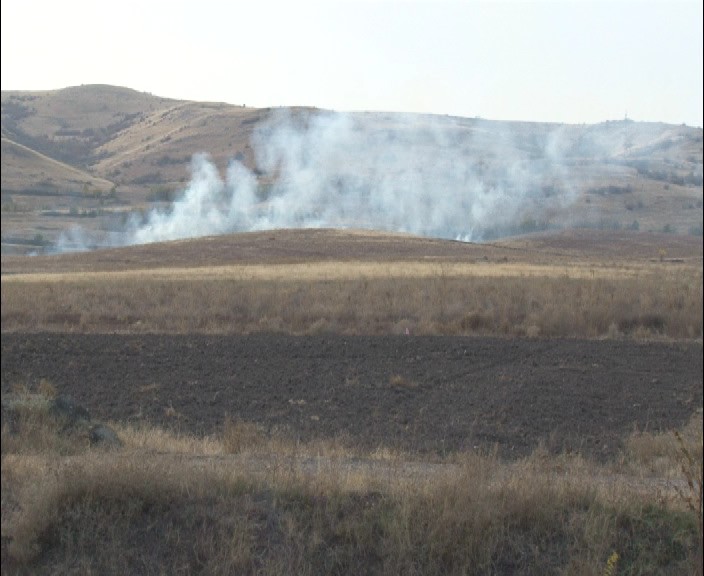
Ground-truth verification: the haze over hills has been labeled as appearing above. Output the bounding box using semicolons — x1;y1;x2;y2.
1;84;702;253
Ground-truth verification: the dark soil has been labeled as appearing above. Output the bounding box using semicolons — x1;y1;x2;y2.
2;333;702;460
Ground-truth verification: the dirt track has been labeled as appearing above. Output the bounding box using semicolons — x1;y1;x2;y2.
1;333;702;460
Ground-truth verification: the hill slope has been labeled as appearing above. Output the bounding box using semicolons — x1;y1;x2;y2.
2;84;702;252
1;137;114;194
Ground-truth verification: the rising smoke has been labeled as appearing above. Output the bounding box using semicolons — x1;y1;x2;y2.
56;109;581;251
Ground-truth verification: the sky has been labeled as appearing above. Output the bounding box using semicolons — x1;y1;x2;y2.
1;0;702;127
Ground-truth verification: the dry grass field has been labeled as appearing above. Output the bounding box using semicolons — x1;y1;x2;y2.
2;229;702;338
1;228;703;574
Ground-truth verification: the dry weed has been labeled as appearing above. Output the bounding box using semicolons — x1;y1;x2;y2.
2;390;702;574
2;262;701;339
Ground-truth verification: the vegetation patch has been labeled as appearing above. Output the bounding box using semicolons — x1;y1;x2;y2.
2;390;702;575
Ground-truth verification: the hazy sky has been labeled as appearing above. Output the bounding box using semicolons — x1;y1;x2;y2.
2;0;702;127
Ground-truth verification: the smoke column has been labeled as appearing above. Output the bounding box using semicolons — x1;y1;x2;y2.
58;109;581;251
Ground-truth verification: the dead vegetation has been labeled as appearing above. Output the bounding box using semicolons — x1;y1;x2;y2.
2;388;702;575
2;229;701;339
2;259;701;339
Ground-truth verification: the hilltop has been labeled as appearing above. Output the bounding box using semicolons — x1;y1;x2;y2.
1;84;702;252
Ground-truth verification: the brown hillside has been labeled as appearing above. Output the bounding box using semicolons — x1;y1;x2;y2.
2;227;702;276
1;85;702;252
1;85;268;192
1;137;113;194
92;102;269;189
1;85;176;169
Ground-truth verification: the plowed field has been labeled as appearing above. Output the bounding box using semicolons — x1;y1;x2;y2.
2;333;701;460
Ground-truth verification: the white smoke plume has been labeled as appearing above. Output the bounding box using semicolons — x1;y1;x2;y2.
130;156;257;245
56;109;582;251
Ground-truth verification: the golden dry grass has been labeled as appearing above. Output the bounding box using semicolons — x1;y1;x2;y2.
2;391;702;575
2;258;701;338
0;259;687;283
3;229;701;338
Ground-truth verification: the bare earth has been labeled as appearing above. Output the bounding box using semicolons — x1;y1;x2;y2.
2;333;701;461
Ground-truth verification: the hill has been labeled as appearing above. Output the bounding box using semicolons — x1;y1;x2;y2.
2;84;702;253
1;137;114;194
2;227;701;276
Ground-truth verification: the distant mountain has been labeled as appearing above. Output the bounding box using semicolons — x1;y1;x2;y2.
1;84;702;253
